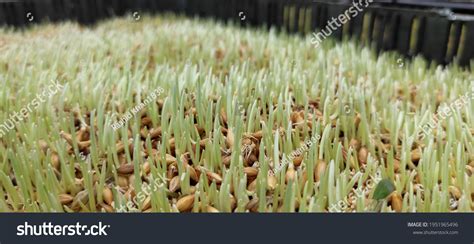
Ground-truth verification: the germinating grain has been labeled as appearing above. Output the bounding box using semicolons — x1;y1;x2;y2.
0;14;473;213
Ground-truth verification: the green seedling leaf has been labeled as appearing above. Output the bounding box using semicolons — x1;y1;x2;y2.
373;179;395;200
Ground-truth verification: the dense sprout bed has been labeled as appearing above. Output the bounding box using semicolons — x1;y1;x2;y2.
0;15;473;212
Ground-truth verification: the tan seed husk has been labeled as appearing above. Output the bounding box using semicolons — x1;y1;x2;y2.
177;194;195;212
449;186;461;199
290;112;304;124
246;198;259;212
199;138;209;147
128;175;136;187
60;131;74;146
393;159;401;173
349;155;358;168
142;196;152;211
117;164;134;175
242;138;252;146
142;208;153;213
220;108;228;125
243;167;259;178
414;173;421;184
315;160;326;182
59;193;74;205
358;147;368;165
390;193;403;212
149;127;162;139
100;203;114;213
222;156;232;166
124;188;135;201
180;153;190;165
143;161;151;175
51;152;60;169
466;165;474;177
74;178;84;188
71;190;89;210
167;165;177;179
187;165;199;182
140;127;149;138
411;148;422;163
116;141;126;154
226;129;235;148
349;138;361;151
207;171;223;183
169;176;180;193
77;140;91;150
247;179;257;192
354;113;361;127
206;206;219;213
165;154;177;165
168;138;176;151
141;117;152;127
285;165;296;183
300;171;308;185
243;154;253;167
267;174;277;190
103;187;113;205
293;155;303;167
252;131;263;140
117;176;129;188
249;154;257;164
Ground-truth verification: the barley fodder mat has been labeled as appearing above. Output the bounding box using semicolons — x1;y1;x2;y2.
0;15;473;213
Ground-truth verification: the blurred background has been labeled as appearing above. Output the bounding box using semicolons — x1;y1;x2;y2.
0;0;473;66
